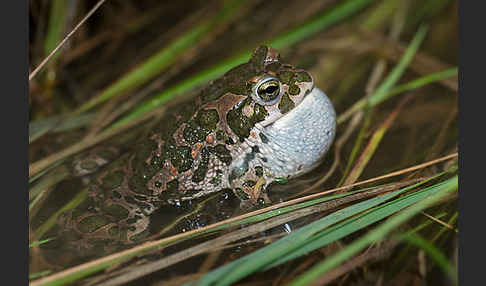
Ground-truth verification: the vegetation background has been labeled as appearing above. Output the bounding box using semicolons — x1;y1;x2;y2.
29;0;458;285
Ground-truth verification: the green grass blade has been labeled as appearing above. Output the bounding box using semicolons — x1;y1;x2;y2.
369;24;429;103
114;0;376;127
338;106;373;185
431;211;458;242
30;185;390;286
29;237;56;248
342;104;401;185
265;176;448;269
398;232;457;283
338;24;429;124
407;0;454;30
383;67;458;101
287;176;457;286
44;0;68;66
29;167;69;201
76;24;209;113
34;188;88;240
29;159;67;185
361;0;400;31
338;67;457;124
208;185;391;233
30;271;53;280
191;176;436;286
29;113;96;143
269;0;376;50
76;0;245;113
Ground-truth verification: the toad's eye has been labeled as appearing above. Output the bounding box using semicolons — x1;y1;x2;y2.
254;77;281;104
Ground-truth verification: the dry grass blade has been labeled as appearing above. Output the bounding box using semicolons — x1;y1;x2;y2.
30;153;456;286
336;1;407;185
29;106;163;178
75;0;247;114
287;176;458;286
88;181;419;286
365;30;458;92
28;1;457;285
29;0;107;81
343;95;412;185
421;211;458;233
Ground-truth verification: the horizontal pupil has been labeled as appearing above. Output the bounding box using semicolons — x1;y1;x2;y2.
265;85;278;93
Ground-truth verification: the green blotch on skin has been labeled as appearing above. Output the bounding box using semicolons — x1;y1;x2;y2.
255;166;264;177
192;147;210;183
216;130;226;141
275;177;289;184
196;109;219;130
151;201;164;208
233;188;249;201
78;215;110;233
278;71;294;84
184;109;220;145
253;103;267;121
224;63;255;95
288;84;300;95
183;121;209;144
210;170;223;186
278;92;295;114
104;203;129;219
227;98;268;141
227;107;252;140
227;80;251;95
295;71;312;82
101;170;124;190
210;144;232;165
130;145;163;189
166;144;194;173
138;155;162;181
150;155;164;169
